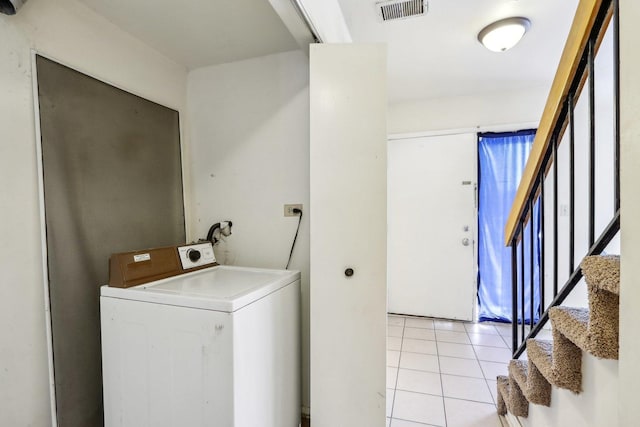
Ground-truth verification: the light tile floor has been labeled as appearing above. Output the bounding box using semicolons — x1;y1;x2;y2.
387;314;515;427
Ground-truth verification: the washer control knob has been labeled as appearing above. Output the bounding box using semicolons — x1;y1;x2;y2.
345;268;354;277
187;249;201;262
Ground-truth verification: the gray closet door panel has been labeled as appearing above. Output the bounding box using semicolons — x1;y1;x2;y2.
36;56;185;427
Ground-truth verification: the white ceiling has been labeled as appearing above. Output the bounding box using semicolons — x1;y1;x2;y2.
337;0;580;103
78;0;579;104
79;0;300;69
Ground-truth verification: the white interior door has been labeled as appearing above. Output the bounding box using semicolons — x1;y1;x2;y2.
388;133;477;321
310;44;387;427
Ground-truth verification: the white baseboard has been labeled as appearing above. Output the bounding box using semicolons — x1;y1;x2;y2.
504;413;524;427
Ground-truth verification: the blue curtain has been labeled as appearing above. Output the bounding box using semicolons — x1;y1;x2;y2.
478;130;540;323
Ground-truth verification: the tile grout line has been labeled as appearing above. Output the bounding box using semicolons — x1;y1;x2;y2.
390;316;405;423
391;417;438;427
393;344;512;363
391;332;512;349
391;346;510;368
464;324;498;410
389;316;510;425
434;332;449;427
392;388;499;406
500;331;512;350
393;336;512;350
397;366;501;382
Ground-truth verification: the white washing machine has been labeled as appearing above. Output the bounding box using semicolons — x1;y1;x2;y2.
100;248;301;427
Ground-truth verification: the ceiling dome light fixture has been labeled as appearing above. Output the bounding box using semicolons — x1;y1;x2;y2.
478;17;531;52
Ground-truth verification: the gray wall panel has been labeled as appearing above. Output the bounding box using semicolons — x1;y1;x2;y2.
36;55;185;426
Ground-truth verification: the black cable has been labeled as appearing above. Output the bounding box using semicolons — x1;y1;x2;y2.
206;222;221;243
285;208;303;270
206;221;233;245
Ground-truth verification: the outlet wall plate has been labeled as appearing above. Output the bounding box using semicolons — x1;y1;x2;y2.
284;204;303;217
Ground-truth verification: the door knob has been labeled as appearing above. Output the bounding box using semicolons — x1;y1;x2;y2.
345;268;354;277
462;238;470;246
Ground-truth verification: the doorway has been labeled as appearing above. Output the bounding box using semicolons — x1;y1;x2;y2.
388;132;477;321
477;129;539;323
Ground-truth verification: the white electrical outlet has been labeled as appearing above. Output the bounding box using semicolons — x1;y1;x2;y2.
284;204;303;217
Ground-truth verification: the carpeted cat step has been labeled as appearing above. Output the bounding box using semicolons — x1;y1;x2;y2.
496;376;508;416
549;304;618;359
526;335;582;393
581;255;620;295
496;375;528;417
495;254;620;418
509;359;551;406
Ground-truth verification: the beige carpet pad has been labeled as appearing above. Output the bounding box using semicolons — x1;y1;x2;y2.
580;255;620;295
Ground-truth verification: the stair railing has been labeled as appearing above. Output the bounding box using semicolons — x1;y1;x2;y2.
504;0;620;358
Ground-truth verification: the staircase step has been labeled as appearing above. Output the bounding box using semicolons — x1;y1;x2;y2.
509;359;528;389
525;339;554;383
495;254;621;419
527;336;582;393
550;306;618;359
496;376;508;416
496;375;528;417
549;306;589;349
509;359;551;406
581;255;620;295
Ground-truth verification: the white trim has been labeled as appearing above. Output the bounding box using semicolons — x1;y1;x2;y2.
472;174;479;322
290;0;323;43
30;49;58;427
388;121;539;141
267;0;316;53
504;412;525;427
178;111;191;243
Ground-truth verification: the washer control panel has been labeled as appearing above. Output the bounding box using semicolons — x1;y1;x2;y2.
110;243;219;288
177;242;216;270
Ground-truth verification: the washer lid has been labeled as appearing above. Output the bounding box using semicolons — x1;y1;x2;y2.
100;265;300;312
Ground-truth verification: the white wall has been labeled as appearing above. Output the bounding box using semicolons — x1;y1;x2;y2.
0;1;188;425
619;0;640;424
519;353;618;427
540;20;619;311
388;87;548;135
186;50;311;410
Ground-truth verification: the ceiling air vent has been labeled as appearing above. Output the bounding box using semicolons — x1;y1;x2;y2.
377;0;427;22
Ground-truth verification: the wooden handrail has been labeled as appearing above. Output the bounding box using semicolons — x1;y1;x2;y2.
504;0;605;246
